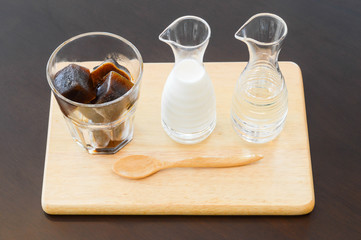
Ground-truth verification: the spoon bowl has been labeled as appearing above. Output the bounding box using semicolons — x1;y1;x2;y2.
112;155;165;179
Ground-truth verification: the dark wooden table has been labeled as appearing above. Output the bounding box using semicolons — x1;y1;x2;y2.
1;0;360;239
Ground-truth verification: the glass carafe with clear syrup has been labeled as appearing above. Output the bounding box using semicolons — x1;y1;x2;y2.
231;13;288;143
159;16;216;144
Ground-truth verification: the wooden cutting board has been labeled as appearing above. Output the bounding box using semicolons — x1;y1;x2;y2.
41;62;314;215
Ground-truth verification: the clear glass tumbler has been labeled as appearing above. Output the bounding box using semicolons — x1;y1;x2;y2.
46;32;143;154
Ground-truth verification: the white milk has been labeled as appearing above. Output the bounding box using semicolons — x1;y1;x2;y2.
161;59;216;142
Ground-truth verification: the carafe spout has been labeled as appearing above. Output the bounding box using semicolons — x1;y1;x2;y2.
235;13;288;65
159;16;211;64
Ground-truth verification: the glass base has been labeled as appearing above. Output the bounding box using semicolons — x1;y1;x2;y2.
79;134;133;154
64;115;135;154
231;112;286;143
161;119;216;144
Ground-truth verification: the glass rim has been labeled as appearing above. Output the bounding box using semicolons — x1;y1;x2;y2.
46;31;143;108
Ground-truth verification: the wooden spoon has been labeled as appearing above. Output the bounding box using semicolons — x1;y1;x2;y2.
112;154;263;179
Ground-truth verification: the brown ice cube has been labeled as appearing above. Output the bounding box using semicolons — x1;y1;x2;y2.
90;59;131;87
78;107;105;123
94;71;134;104
53;64;96;103
90;130;110;148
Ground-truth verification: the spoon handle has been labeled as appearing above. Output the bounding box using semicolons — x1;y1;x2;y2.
170;154;263;168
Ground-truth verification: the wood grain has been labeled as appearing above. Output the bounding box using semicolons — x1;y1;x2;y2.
41;62;314;215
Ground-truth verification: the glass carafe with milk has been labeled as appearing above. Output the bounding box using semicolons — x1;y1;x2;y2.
231;13;288;143
159;16;216;144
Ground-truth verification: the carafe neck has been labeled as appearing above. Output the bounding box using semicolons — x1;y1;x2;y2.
246;42;282;67
169;42;208;65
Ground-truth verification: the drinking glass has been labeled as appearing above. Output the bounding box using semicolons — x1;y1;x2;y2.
46;32;143;154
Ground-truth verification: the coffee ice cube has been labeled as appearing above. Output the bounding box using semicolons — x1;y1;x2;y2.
90;59;131;87
94;71;134;104
54;64;96;103
90;130;110;148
